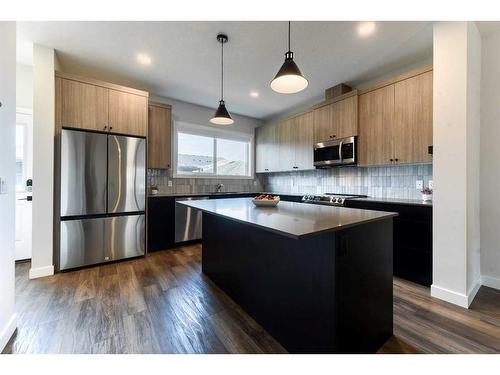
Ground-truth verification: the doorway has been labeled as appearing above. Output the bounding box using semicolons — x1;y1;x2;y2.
15;108;33;261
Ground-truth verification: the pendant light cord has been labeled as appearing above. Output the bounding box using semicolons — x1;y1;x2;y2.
288;21;291;52
221;38;224;101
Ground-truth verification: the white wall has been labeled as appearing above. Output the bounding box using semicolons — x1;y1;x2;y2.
0;21;17;351
16;63;33;110
466;24;482;296
480;28;500;290
30;44;56;279
432;21;482;308
150;94;262;134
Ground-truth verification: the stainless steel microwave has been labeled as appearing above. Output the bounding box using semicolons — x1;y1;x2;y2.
313;136;357;168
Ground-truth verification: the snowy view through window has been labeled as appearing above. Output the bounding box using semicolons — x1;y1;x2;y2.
177;132;250;176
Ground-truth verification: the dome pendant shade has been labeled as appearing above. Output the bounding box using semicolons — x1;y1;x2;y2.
210;100;234;125
271;51;309;94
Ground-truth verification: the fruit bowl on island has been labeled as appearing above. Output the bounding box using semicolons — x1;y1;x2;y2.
252;194;280;207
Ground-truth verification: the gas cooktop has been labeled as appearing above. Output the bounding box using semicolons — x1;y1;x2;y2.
301;193;367;206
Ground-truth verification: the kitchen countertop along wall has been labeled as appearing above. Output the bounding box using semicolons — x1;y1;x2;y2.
148;168;264;195
262;164;433;200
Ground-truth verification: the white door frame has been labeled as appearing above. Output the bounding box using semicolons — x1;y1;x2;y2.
15;107;33;261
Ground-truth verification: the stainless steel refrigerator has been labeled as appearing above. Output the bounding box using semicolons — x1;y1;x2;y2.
59;128;146;270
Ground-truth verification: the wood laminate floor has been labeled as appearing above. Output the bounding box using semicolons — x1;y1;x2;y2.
3;244;500;354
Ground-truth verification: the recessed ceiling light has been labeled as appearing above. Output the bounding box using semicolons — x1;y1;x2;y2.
136;53;152;66
357;21;377;37
250;91;259;98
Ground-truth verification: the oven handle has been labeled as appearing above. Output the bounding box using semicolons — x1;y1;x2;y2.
338;140;343;162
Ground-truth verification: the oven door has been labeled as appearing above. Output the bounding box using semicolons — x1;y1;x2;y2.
314;139;342;167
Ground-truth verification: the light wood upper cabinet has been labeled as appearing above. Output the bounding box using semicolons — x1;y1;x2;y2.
393;71;433;164
293;111;314;170
313;95;358;143
278;118;295;172
108;90;148;137
148;102;172;169
313;103;333;143
256;125;278;173
358;85;395;166
255;111;315;173
275;112;314;172
335;95;358;139
56;77;108;132
255;66;433;172
358;68;433;166
55;72;149;137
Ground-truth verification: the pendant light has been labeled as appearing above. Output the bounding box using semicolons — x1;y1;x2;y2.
210;34;234;125
270;21;308;94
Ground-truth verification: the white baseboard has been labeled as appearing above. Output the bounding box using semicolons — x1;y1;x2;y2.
431;284;469;308
467;277;482;306
0;313;17;352
481;275;500;291
29;265;54;279
431;278;482;308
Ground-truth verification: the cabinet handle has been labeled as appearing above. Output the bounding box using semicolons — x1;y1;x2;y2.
394;158;399;162
109;126;113;130
390;158;394;162
104;126;108;130
329;135;336;139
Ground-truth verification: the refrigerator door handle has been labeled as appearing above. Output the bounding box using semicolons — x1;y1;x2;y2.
107;135;146;213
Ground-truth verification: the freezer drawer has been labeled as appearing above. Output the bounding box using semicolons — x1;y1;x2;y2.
60;217;107;270
107;214;145;261
59;214;145;270
60;129;107;216
108;135;146;213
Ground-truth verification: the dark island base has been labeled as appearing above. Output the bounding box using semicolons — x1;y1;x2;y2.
202;212;394;353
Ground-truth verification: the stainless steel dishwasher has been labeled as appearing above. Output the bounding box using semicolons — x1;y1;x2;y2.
174;196;209;243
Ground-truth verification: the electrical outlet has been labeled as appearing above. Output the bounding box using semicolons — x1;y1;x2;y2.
0;177;6;194
416;180;423;190
253;180;258;186
429;180;434;190
167;180;173;187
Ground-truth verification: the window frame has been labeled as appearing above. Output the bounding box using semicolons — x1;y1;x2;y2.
172;121;254;179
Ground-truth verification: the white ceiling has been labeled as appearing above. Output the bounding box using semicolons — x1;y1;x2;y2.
17;21;433;120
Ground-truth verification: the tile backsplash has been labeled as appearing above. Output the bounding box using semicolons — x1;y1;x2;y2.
147;169;263;194
261;164;433;199
149;164;432;199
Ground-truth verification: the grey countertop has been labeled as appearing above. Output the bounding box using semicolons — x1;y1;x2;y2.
148;191;257;198
178;197;397;239
149;191;432;207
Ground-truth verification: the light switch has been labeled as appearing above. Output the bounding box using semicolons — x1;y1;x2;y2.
416;180;423;190
167;180;173;187
0;177;7;194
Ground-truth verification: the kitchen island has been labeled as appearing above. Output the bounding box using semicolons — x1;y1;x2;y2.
178;197;397;353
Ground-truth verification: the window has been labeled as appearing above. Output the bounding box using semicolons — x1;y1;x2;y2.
174;122;253;178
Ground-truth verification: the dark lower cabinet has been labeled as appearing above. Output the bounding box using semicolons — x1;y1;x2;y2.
147;196;175;251
147;193;260;252
345;200;433;286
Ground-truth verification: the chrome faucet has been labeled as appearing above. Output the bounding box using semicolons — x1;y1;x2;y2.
215;183;224;193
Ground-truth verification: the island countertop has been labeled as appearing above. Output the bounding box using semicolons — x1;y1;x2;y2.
178;197;397;239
